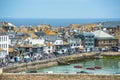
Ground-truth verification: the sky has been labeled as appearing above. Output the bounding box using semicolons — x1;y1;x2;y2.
0;0;120;18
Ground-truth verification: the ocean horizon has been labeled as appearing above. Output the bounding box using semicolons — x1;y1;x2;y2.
0;18;120;27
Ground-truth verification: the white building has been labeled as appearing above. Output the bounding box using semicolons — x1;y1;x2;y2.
43;42;55;54
53;39;63;45
24;37;45;45
67;37;82;49
0;35;10;58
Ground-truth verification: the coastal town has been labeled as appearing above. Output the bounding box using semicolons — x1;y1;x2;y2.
0;21;120;67
0;0;120;79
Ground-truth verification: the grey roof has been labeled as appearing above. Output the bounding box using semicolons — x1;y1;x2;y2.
44;35;62;42
6;32;16;35
67;37;81;43
16;32;24;36
82;32;94;36
23;33;31;37
92;30;115;39
34;31;46;37
102;21;120;28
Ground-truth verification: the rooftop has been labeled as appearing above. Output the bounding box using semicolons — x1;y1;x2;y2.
92;30;115;39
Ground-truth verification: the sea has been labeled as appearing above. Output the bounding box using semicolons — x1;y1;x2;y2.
0;18;120;27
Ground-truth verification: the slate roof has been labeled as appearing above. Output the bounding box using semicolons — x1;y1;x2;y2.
34;31;46;37
92;30;115;39
82;32;94;36
16;32;24;36
44;35;62;42
6;32;16;35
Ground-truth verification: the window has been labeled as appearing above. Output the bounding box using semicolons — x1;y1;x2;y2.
2;44;4;48
6;44;7;48
109;40;111;43
2;44;3;48
6;37;7;41
74;44;76;46
4;44;5;48
5;37;7;41
85;36;88;38
91;43;93;45
48;50;50;53
1;37;3;41
104;40;106;43
30;42;32;44
2;37;4;41
4;37;6;41
3;37;5;41
4;44;6;48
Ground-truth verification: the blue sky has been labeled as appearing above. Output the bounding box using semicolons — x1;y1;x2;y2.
0;0;120;18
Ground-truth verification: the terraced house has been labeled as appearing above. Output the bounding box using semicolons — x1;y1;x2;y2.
74;32;95;52
0;35;10;58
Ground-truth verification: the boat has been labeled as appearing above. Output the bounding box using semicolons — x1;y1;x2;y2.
94;66;102;69
46;71;53;73
26;70;37;73
86;67;95;70
57;60;70;65
77;71;88;73
74;66;82;68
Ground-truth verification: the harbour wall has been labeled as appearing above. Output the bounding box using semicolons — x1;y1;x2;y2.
3;53;97;73
0;73;120;80
2;52;120;73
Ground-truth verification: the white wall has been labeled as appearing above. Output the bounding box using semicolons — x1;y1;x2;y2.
43;46;54;54
0;35;10;58
54;40;63;45
68;39;81;49
25;37;45;45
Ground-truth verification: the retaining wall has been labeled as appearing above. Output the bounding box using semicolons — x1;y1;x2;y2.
0;73;120;80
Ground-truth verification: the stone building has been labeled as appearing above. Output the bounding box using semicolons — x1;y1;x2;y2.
92;30;118;50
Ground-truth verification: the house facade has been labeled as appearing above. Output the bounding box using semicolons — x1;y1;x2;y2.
75;32;95;52
92;30;118;50
0;35;10;58
25;37;45;45
67;37;82;53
